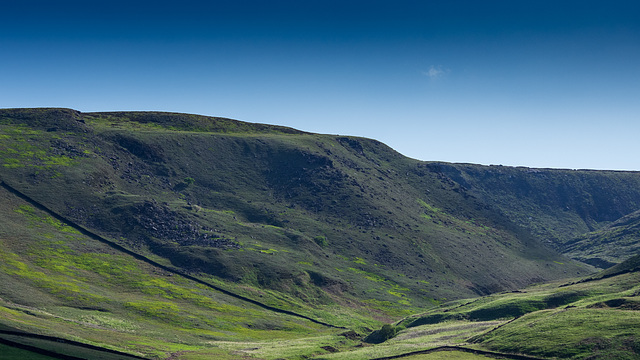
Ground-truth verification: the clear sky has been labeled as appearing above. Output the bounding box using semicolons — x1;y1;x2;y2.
2;1;639;170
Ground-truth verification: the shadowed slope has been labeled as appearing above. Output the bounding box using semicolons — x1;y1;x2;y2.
0;108;596;310
562;210;640;268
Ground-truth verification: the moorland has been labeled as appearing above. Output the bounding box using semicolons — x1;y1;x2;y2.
1;108;640;359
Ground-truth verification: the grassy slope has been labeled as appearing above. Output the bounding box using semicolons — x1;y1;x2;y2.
2;108;640;359
561;210;640;268
0;185;354;359
395;354;494;360
0;344;61;360
429;163;640;264
324;265;640;360
0;108;595;309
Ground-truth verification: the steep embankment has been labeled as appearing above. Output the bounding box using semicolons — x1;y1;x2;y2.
428;163;640;266
0;108;595;310
0;179;343;360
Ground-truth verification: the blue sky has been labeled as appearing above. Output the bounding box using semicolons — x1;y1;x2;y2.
2;1;639;170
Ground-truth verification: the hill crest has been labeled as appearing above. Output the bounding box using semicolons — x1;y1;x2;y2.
2;108;640;310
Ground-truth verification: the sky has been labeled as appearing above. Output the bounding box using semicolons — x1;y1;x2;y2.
1;0;639;170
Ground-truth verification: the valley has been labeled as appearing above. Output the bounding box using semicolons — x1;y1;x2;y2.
1;108;640;359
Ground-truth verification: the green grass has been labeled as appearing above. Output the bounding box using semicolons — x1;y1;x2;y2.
3;108;640;359
398;353;494;360
342;271;640;360
479;309;640;359
0;186;341;358
318;320;498;360
0;125;80;170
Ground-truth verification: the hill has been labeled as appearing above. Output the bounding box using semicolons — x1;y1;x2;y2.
1;109;608;306
592;252;640;280
0;183;346;359
2;108;640;358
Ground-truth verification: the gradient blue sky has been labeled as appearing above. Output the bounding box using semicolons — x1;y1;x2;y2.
2;1;639;170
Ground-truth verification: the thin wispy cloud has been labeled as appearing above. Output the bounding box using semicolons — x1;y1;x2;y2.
423;65;448;79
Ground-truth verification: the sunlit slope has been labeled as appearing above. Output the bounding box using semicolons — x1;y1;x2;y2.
2;108;640;359
334;261;640;360
0;108;593;310
0;184;343;359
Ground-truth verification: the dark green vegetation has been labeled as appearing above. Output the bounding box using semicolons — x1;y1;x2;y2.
431;163;640;267
1;108;640;359
561;210;640;268
0;344;60;360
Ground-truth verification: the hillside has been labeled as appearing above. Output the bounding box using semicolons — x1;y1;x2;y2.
592;252;640;280
0;184;349;359
561;210;640;268
2;108;640;358
3;187;637;360
345;258;640;360
429;163;640;265
1;109;606;305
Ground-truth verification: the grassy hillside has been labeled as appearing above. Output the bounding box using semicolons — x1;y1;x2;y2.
428;163;640;265
2;108;640;358
561;210;640;268
0;108;598;306
0;182;358;359
330;262;640;360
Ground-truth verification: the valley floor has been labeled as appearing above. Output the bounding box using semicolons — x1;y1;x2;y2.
3;269;640;359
